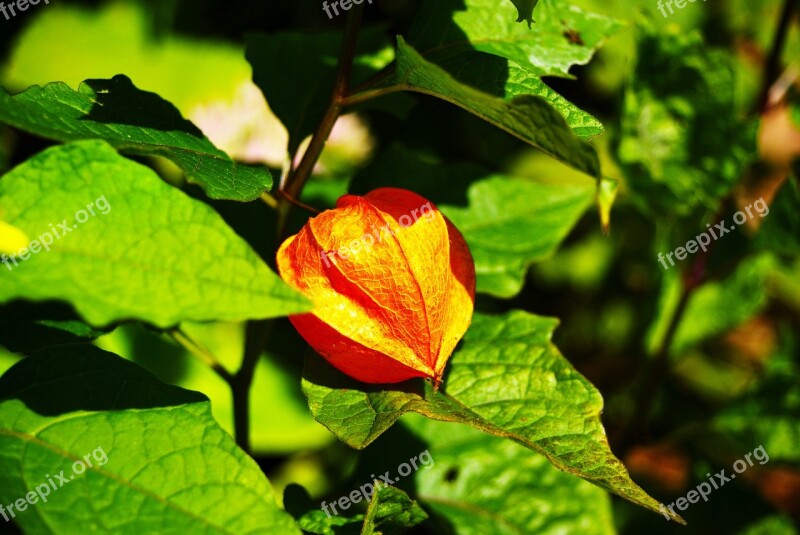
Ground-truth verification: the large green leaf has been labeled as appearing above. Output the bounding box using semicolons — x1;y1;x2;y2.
0;345;300;534
616;25;756;215
443;177;593;297
0;75;271;201
403;414;615;535
402;0;623;138
0;140;310;327
381;38;601;178
302;311;683;523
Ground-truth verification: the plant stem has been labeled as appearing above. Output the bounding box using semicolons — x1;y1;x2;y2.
169;328;234;384
616;226;710;453
621;286;693;446
277;5;364;238
232;319;275;454
235;5;365;454
759;0;796;110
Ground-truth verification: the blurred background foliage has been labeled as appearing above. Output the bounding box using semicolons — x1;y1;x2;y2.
0;0;798;533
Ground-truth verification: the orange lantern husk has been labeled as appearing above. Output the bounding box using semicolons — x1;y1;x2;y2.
277;187;476;385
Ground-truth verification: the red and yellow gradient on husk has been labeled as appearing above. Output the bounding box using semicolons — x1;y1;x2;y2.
277;188;476;384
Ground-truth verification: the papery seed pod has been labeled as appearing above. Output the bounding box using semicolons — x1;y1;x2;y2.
277;188;475;384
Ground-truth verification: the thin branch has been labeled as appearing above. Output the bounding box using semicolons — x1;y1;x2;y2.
169;328;235;384
277;189;321;215
759;0;796;110
232;319;275;454
615;218;713;453
277;5;364;238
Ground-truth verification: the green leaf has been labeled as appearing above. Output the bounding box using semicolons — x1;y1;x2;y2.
0;344;300;534
289;480;425;535
302;311;684;523
410;0;619;78
739;514;799;535
0;140;310;327
597;177;619;235
443;177;594;298
616;25;756;215
403;414;615;535
431;51;605;139
284;483;364;535
401;0;623;137
383;37;601;178
360;485;428;535
790;101;800;130
712;349;800;464
246;28;393;154
671;254;777;355
0;317;110;354
0;75;271;201
756;179;800;255
296;508;363;535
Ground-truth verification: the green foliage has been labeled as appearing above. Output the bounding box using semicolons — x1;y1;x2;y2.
405;0;622;139
384;37;602;178
0;0;796;532
0;345;299;534
713;348;800;464
0;76;271;201
302;311;683;522
616;25;756;215
671;254;777;354
444;177;594;297
361;485;428;535
0;141;309;327
404;414;615;534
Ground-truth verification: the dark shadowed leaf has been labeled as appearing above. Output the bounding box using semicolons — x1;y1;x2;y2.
0;75;270;201
0;345;300;534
